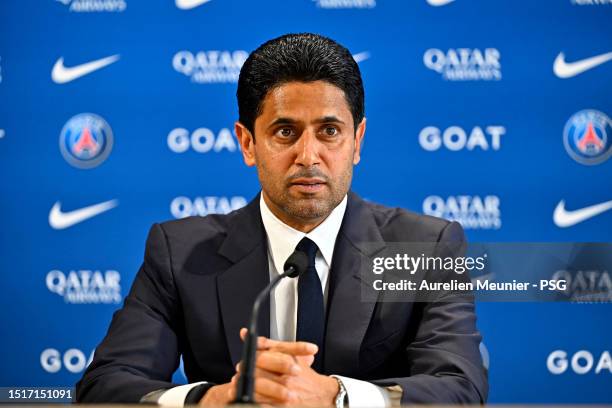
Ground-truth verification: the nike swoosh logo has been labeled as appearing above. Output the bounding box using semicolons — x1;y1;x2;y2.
352;52;371;63
553;51;612;78
175;0;212;9
51;55;120;84
553;199;612;228
427;0;455;6
49;200;119;230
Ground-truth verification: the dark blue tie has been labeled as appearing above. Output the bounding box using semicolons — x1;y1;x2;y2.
295;237;325;372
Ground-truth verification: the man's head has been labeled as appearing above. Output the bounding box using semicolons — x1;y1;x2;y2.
235;33;366;232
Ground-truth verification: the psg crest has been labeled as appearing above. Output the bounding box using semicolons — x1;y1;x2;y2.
563;109;611;166
59;113;114;169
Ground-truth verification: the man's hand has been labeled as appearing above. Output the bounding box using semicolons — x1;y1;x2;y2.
240;328;318;367
198;374;237;406
199;329;339;406
236;329;340;406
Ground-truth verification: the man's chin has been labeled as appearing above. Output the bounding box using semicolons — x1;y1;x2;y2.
283;197;333;221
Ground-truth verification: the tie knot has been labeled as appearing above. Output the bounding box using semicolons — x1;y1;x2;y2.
296;237;318;263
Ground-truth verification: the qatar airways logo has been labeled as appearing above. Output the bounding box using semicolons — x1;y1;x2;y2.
419;126;505;151
313;0;376;8
46;269;121;304
547;350;612;374
41;348;94;374
571;0;612;4
168;127;238;153
424;48;501;81
423;195;501;230
551;270;612;302
173;50;248;84
55;0;126;12
171;196;248;219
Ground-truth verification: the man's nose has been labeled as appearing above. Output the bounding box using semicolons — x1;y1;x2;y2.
294;130;321;167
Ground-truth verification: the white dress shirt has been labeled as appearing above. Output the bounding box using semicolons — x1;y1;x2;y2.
261;193;344;341
155;194;389;407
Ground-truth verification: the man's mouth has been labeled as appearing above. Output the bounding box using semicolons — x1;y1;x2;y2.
290;178;326;193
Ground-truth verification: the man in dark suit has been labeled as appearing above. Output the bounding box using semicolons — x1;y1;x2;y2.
76;33;487;406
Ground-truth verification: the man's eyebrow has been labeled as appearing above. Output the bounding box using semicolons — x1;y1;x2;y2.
313;116;345;125
267;116;346;129
267;117;299;129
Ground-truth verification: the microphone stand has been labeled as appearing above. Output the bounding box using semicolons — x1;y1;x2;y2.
234;250;307;404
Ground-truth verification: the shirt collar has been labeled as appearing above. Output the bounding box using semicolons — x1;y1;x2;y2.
259;193;348;274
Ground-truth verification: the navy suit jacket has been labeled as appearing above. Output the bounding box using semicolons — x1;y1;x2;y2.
76;192;488;404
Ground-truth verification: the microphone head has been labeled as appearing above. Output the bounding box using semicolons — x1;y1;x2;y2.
283;250;309;278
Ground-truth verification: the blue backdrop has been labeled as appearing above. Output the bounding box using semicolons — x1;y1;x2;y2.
0;0;611;403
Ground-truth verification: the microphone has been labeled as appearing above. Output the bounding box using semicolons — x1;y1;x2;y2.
234;250;309;404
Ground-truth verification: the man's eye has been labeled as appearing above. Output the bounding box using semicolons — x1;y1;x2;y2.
277;128;294;138
324;126;338;136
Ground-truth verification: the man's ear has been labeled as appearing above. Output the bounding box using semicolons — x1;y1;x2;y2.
353;117;366;165
235;121;256;167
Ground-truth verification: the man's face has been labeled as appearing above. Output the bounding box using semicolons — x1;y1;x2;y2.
236;80;365;231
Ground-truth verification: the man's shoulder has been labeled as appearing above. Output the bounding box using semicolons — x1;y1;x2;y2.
141;205;261;275
157;211;237;239
360;198;460;242
149;207;250;257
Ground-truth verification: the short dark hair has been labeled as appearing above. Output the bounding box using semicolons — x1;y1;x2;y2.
237;33;365;137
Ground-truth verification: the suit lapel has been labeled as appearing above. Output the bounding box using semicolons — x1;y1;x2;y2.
217;194;270;366
324;192;386;375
